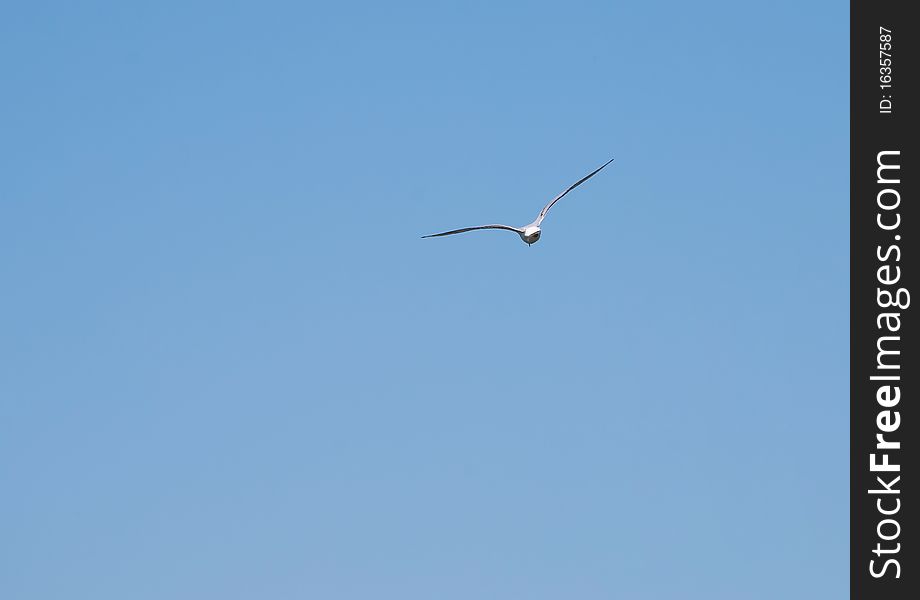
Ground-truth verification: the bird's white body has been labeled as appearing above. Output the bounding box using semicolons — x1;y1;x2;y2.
422;158;613;246
521;225;541;245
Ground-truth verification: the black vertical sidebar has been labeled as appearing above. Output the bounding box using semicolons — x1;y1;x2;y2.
851;1;915;598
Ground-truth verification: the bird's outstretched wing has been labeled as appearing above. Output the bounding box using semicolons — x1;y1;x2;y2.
422;224;523;238
535;158;614;225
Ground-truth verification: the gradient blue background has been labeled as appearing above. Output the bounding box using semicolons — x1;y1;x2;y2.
1;1;848;598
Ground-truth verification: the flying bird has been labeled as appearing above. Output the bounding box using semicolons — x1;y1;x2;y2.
422;158;614;246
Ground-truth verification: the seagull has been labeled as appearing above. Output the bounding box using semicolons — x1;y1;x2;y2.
422;158;614;246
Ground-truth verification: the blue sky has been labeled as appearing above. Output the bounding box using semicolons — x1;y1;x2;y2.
1;1;848;598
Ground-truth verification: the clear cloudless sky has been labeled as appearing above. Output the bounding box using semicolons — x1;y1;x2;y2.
1;1;848;598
